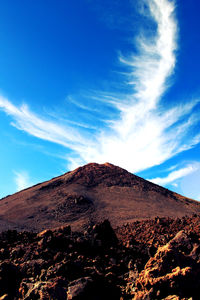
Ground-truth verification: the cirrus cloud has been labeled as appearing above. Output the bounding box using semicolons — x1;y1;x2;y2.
148;162;200;186
14;170;33;192
0;0;200;179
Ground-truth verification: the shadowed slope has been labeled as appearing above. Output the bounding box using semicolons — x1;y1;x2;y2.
0;163;199;232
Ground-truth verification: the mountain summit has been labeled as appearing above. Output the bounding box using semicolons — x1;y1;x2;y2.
0;163;200;232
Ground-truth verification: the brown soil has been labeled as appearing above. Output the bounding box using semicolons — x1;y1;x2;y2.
0;163;199;232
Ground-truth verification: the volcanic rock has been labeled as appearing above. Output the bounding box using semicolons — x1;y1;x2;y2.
0;217;198;299
133;230;200;299
0;163;199;232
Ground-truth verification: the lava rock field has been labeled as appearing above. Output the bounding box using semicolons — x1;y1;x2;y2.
0;215;199;299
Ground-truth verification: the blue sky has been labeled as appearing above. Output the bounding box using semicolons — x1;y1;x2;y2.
0;0;200;200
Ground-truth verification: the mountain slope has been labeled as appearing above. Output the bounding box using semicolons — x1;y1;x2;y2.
0;163;199;232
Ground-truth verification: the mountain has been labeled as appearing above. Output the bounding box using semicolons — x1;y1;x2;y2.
0;162;200;232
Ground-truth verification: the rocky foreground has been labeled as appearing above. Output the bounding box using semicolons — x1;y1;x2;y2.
0;215;200;299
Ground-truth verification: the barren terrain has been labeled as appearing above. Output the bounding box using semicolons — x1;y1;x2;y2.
0;163;199;232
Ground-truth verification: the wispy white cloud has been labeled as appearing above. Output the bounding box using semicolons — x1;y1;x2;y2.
14;170;33;191
0;0;200;176
67;0;200;171
120;0;177;108
148;162;200;185
0;95;93;151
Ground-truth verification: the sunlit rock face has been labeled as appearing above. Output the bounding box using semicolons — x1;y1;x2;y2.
133;230;200;299
0;216;199;299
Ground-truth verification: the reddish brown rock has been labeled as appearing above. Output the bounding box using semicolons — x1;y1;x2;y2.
0;217;198;299
132;230;200;299
0;163;199;232
0;261;20;299
19;277;67;299
67;277;93;299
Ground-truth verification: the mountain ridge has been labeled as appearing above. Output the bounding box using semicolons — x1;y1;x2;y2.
0;162;195;200
0;162;199;232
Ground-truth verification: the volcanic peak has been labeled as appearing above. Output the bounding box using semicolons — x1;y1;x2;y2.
62;162;143;188
0;162;200;233
62;162;179;197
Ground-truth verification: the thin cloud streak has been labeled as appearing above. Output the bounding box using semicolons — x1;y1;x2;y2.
69;0;200;171
120;0;177;109
148;163;200;185
0;95;93;152
0;0;200;176
14;171;32;192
